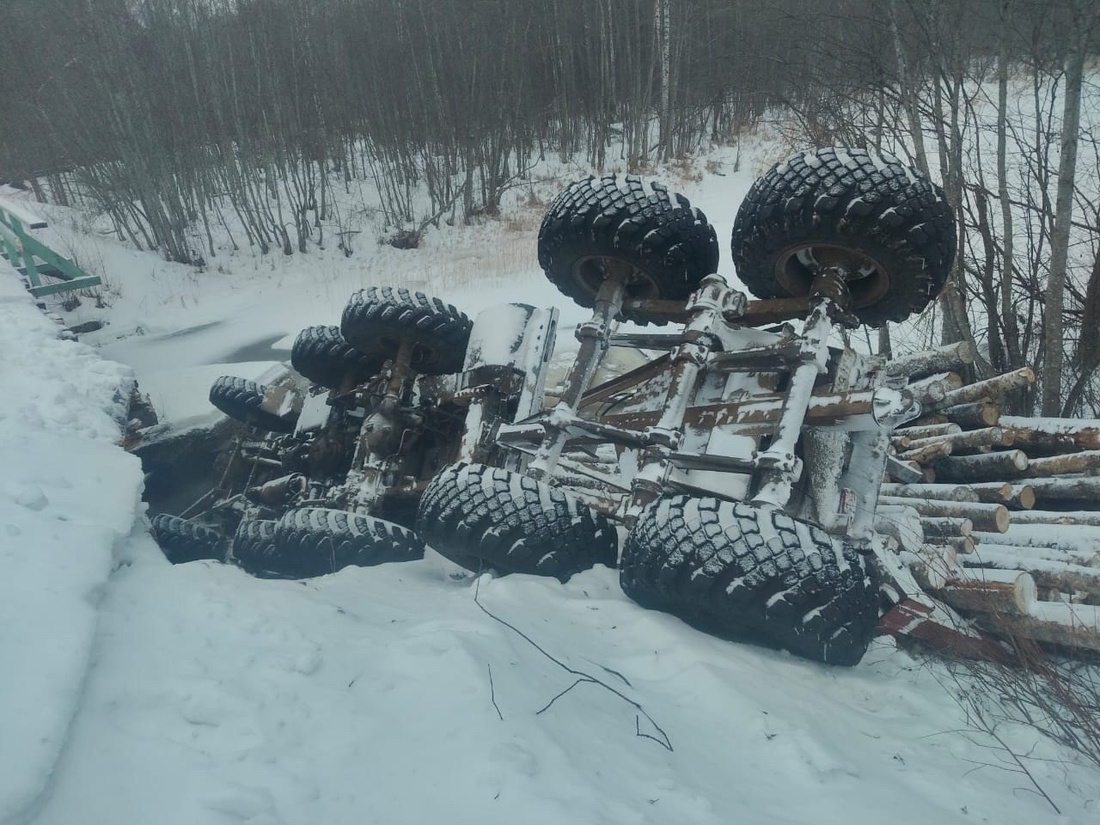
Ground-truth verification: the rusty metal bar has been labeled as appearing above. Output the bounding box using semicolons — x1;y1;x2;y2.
751;268;849;509
527;276;626;481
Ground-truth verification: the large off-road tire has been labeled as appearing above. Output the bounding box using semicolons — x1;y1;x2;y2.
415;462;619;581
537;175;719;320
621;496;879;666
208;375;297;433
291;325;380;390
730;147;956;327
271;507;425;578
150;513;227;564
230;518;280;576
340;286;471;376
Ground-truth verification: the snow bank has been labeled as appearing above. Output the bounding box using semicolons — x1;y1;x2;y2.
0;273;145;823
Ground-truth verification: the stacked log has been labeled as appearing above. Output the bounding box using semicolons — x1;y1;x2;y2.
877;344;1100;654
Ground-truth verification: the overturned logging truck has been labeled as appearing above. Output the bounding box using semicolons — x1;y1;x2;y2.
142;147;1099;666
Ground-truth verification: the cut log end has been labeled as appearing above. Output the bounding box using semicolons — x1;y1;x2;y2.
937;569;1037;616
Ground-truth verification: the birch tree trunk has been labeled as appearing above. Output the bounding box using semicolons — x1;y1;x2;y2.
657;0;671;161
888;0;929;175
996;0;1021;373
1041;0;1087;416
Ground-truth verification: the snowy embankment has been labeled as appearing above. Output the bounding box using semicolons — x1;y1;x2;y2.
0;275;144;822
2;156;1097;822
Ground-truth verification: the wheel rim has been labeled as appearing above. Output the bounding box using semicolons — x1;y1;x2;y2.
355;332;440;370
572;255;662;301
775;243;891;308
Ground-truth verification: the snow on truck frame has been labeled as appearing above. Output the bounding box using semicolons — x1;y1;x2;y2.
144;147;957;667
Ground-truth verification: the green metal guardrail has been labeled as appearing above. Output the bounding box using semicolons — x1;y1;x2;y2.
0;198;101;298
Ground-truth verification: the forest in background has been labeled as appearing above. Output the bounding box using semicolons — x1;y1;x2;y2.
0;0;1098;414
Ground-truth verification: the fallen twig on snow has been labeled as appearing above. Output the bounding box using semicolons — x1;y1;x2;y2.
473;576;673;751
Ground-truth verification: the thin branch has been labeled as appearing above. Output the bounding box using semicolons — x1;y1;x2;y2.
597;664;633;688
636;715;671;748
535;677;591;715
473;576;673;752
987;728;1062;814
487;663;504;721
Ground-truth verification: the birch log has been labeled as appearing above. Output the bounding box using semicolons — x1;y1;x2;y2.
902;545;958;590
880;483;980;503
988;510;1100;527
907;372;964;404
1016;451;1100;478
929;367;1035;411
936;569;1037;615
941;401;1001;428
1015;476;1100;503
999;416;1100;452
927;535;977;555
995;603;1100;653
972;523;1100;553
886;341;977;379
969;541;1100;568
920;517;973;538
961;553;1100;596
932;450;1028;482
898;439;952;464
874;504;925;554
878;496;1010;532
964;482;1036;509
904;427;1012;454
895;422;962;440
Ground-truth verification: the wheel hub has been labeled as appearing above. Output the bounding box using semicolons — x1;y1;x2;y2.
572;255;661;301
777;244;890;308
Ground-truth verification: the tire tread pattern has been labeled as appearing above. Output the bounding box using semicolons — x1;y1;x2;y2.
151;513;227;564
621;496;879;666
272;506;424;578
231;519;281;575
209;375;296;433
340;286;471;375
731;147;956;326
416;462;618;580
537;175;719;317
291;325;380;389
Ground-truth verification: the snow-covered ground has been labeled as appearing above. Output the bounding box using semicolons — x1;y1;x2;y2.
2;148;1097;824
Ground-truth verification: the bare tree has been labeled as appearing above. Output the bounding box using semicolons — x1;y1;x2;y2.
1041;0;1092;415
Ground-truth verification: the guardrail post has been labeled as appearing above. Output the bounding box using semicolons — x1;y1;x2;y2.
0;199;102;298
